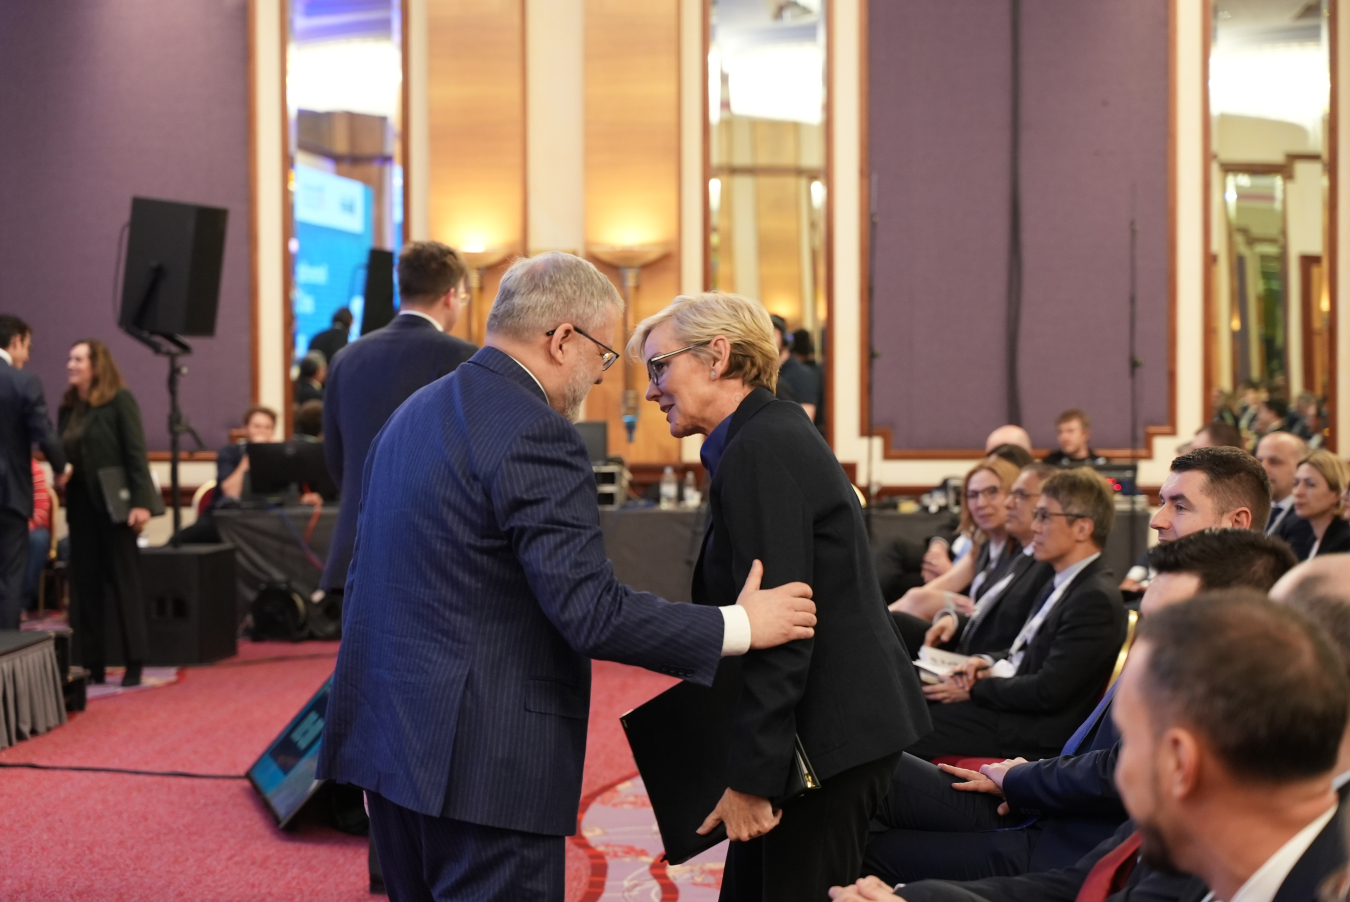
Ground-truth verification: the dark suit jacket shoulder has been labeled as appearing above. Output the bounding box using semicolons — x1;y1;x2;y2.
956;555;1055;655
0;359;66;519
1283;516;1350;560
320;314;477;589
695;388;930;798
58;388;156;512
318;347;725;836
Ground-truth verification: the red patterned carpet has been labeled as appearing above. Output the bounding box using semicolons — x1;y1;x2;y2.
0;642;682;901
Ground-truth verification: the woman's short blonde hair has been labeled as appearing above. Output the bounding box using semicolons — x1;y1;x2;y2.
626;292;780;392
1299;449;1350;514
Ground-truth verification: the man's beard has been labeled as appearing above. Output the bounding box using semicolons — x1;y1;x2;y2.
1137;819;1183;876
555;364;594;423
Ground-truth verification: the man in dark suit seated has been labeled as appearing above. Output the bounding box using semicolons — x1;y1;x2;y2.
1256;431;1308;540
837;587;1350;902
865;529;1298;886
318;252;820;901
0;315;68;629
906;468;1126;762
319;241;478;596
917;463;1057;656
307;308;352;364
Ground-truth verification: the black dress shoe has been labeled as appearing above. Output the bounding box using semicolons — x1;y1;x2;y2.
121;663;143;687
89;667;106;685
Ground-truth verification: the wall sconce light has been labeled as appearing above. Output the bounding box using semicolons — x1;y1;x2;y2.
460;247;512;344
587;243;671;442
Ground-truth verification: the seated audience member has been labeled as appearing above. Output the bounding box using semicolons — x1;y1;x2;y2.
1210;387;1239;428
1305;401;1328;450
893;458;1022;622
1256;431;1309;539
840;588;1348;902
1042;409;1106;467
905;469;1126;762
985;425;1033;454
1253;394;1312;443
294;399;323;441
986;443;1033;469
293;352;325;405
308;308;353;364
23;458;51;614
912;464;1056;657
1186;419;1243;450
174;406;278;545
1284;449;1350;560
865;528;1296;887
1120;445;1271;591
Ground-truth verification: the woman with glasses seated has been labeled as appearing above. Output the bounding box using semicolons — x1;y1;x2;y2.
629;293;930;902
889;457;1020;626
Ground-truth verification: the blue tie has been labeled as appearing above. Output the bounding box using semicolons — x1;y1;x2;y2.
1061;682;1117;755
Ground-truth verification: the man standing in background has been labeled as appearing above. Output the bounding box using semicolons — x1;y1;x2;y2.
0;315;67;630
320;242;477;599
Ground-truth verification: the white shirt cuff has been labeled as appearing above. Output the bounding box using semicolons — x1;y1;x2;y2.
719;604;753;656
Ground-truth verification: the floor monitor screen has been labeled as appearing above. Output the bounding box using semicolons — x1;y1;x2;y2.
248;676;333;828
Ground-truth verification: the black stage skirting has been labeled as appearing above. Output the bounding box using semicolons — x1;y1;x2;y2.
213;505;1150;614
0;631;66;750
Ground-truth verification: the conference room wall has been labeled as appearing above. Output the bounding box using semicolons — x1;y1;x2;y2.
0;0;253;453
865;0;1170;453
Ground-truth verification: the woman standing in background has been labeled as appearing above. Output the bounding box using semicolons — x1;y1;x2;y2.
59;340;156;687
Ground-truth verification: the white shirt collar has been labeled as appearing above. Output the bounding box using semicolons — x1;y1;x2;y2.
1226;802;1337;902
1053;551;1101;588
398;309;445;332
500;352;549;400
0;347;11;366
1273;495;1295;513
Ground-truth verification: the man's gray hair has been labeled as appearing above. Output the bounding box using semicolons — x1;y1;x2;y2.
486;252;623;341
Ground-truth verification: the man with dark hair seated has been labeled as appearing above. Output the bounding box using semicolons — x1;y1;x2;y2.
906;469;1126;762
174;405;278;544
864;529;1297;886
1121;445;1272;591
1188;419;1244;450
838;587;1349;902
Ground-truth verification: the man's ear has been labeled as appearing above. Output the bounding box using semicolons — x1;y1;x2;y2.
1228;508;1253;530
1164;727;1202;801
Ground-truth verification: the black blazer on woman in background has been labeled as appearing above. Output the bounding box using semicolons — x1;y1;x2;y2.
1283;515;1350;561
695;388;931;798
58;388;157;513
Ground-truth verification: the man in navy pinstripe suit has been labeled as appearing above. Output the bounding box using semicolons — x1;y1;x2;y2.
318;253;818;902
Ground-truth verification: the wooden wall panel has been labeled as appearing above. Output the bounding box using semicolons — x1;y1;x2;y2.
427;0;525;343
585;0;683;463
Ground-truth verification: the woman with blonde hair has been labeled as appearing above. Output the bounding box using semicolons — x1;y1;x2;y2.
58;339;158;687
890;455;1021;623
1287;449;1350;560
630;292;929;902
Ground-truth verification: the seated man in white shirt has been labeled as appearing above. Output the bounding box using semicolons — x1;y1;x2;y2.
906;469;1127;762
1256;431;1309;540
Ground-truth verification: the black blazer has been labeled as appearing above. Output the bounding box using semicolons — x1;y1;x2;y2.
0;358;66;519
308;326;348;364
953;551;1055;655
969;557;1126;756
694;388;931;798
57;389;157;513
320;313;476;589
1283;515;1350;561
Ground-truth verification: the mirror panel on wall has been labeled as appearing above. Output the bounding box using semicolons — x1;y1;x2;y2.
287;0;404;373
708;0;828;424
1208;0;1333;446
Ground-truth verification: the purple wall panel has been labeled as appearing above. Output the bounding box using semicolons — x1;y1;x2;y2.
868;1;1012;449
867;0;1170;451
1018;0;1170;450
0;0;252;451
